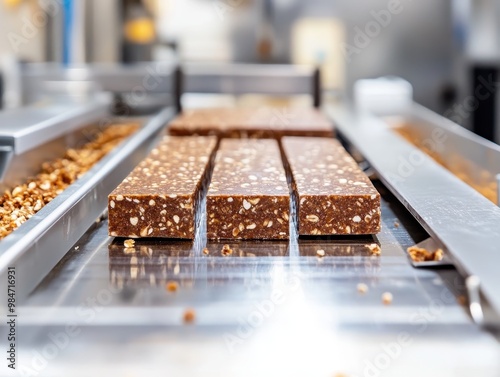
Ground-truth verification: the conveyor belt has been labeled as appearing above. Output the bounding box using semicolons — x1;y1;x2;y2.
11;183;500;376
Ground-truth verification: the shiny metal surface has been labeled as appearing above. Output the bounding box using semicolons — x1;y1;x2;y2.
327;103;500;316
0;108;175;305
12;186;500;376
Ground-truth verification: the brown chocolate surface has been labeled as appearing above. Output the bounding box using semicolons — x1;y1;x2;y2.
282;137;381;235
168;107;334;138
207;139;290;239
108;136;217;239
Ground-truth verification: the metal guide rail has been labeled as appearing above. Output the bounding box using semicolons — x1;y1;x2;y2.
327;103;500;317
0;107;175;306
382;102;500;204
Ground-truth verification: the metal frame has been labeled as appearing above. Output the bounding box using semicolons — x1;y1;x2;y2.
183;63;321;108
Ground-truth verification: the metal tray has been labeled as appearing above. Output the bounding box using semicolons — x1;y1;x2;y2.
0;107;175;305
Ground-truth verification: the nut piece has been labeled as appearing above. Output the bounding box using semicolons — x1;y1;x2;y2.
123;239;135;248
221;244;233;256
202;247;210;255
242;199;251;210
382;292;393;305
183;308;196;324
365;243;381;256
165;281;179;292
316;249;325;257
306;214;319;223
357;283;368;294
407;246;443;262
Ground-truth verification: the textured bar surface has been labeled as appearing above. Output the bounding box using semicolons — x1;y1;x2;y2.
282;137;381;235
108;136;217;239
168;107;334;138
207;139;290;239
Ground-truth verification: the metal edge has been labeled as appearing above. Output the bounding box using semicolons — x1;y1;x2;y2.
13;96;112;154
326;103;500;315
0;107;175;306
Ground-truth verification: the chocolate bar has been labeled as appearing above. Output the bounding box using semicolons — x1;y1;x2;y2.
282;137;381;235
207;139;290;239
168;107;333;138
108;136;217;239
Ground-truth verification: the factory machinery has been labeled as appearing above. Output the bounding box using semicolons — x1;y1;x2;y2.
1;63;500;376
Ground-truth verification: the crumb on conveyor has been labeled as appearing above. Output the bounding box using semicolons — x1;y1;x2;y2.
124;239;135;248
221;244;233;256
357;283;368;294
365;243;381;256
407;246;443;262
0;123;138;240
382;292;393;305
316;249;325;257
457;295;467;306
183;308;196;324
202;247;210;255
166;281;179;292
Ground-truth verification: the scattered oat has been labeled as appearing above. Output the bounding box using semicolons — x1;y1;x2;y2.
165;281;179;292
183;308;196;324
202;247;210;255
407;246;444;262
382;292;393;305
316;249;325;257
394;221;400;228
74;245;80;251
357;283;368;294
221;244;233;256
365;243;381;256
123;239;135;248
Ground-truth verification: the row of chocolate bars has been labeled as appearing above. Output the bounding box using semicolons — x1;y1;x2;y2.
108;107;381;240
